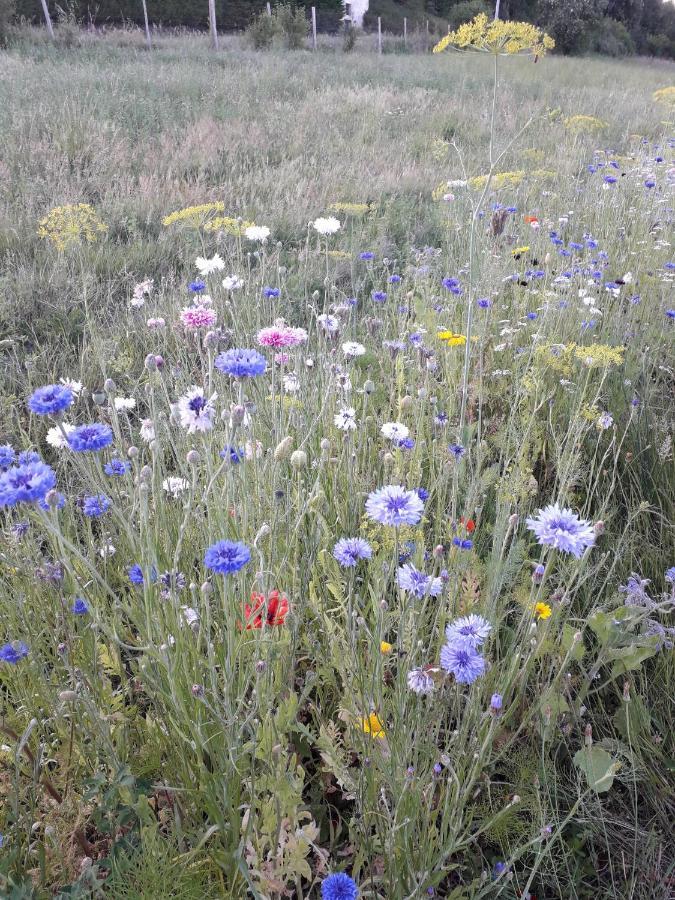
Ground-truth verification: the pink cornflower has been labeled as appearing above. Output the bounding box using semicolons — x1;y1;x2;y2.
180;306;217;330
147;317;166;329
274;352;290;366
257;325;307;349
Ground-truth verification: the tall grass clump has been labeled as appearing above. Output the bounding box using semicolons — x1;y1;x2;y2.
0;22;674;900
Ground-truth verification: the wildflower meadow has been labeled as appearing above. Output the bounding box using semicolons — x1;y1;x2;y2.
0;17;674;900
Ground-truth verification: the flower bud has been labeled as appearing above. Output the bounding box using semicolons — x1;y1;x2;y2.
140;465;152;482
532;563;545;583
45;489;61;508
191;684;204;698
593;520;605;535
59;690;78;702
255;659;267;673
363;379;375;394
320;438;330;451
203;330;219;349
254;523;271;546
186;449;201;466
274;436;294;461
230;404;246;425
103;378;116;393
155;355;165;370
127;445;139;459
383;451;394;467
200;581;213;596
92;388;107;406
144;353;157;372
400;395;413;411
508;513;519;528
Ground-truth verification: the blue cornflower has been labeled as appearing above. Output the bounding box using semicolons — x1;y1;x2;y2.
321;872;358;900
603;175;617;184
397;437;415;450
359;251;374;260
220;445;245;464
397;564;442;599
263;286;280;298
665;567;675;584
68;423;113;452
18;450;41;465
440;639;485;684
189;279;206;292
434;412;448;426
72;597;89;615
569;241;584;251
371;291;387;302
452;537;473;550
477;298;491;308
490;693;503;712
0;460;56;508
204;540;251;575
82;494;111;518
666;309;675;319
388;274;402;284
104;459;131;477
417;487;429;501
492;862;507;880
0;641;29;664
215;348;267;378
28;384;73;416
0;444;15;471
333;537;373;567
645;179;656;188
442;277;462;294
526;312;538;320
365;485;424;527
586;239;598;249
448;444;465;460
346;297;358;306
38;491;66;511
127;563;157;586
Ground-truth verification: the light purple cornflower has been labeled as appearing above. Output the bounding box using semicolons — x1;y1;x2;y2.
525;503;595;558
333;538;372;567
365;485;424;527
397;564;442;599
440;640;486;684
445;614;492;648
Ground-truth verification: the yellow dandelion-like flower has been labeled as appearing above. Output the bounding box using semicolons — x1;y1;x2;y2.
362;712;386;739
433;13;554;57
512;245;530;256
438;330;467;347
653;86;675;107
534;602;552;620
162;202;225;228
37;203;108;252
380;641;393;654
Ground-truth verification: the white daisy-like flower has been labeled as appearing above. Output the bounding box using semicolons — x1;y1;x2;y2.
175;387;216;434
381;422;409;442
334;407;357;431
163;476;190;497
46;423;75;450
140;419;155;443
195;254;225;276
114;397;136;412
180;606;200;629
222;274;244;291
317;313;340;333
245;439;263;460
283;373;300;394
342;341;365;358
99;543;116;558
312;216;341;236
245;225;270;243
60;378;83;396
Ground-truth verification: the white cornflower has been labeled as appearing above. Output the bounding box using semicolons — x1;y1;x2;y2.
114;397;136;412
99;544;116;559
406;667;435;695
195;254;225;276
140;419;155;443
222;274;244;291
312;216;341;236
334;407;357;431
46;423;75;450
381;422;409;441
245;439;263;460
283;373;300;394
163;476;190;498
174;387;216;434
245;225;270;243
60;378;83;396
317;313;340;333
597;412;614;430
342;341;365;358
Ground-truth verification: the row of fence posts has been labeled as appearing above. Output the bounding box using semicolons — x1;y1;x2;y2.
34;0;436;53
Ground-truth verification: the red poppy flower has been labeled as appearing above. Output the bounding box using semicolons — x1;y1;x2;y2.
524;215;539;224
460;516;476;533
243;590;289;629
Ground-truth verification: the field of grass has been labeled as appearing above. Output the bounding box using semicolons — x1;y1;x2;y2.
0;29;674;899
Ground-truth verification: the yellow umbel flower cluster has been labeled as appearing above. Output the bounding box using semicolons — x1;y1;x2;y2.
203;216;254;236
433;13;554;57
468;170;525;190
653;86;675;107
329;202;370;217
563;115;608;133
162;202;225;228
37;203;108;251
534;342;625;375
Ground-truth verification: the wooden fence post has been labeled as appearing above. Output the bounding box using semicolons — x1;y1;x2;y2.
208;0;218;49
312;6;317;50
39;0;55;39
141;0;152;49
377;16;382;54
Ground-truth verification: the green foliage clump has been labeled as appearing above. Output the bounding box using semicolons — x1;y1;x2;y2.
0;0;16;47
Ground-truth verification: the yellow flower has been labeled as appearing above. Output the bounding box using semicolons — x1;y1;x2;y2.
203;216;254;236
362;713;386;739
37;203;108;251
329;202;370;217
653;86;675;107
468;170;525;191
438;330;467;347
563;115;608;133
512;245;530;256
534;602;552;620
162;202;225;228
433;13;554;57
380;641;393;654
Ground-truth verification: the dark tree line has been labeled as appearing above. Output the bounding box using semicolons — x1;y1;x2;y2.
8;0;675;56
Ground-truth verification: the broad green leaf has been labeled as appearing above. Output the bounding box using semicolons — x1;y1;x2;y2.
613;696;651;740
573;746;618;793
608;643;658;678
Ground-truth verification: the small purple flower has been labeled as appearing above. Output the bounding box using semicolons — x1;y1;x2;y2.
0;444;15;471
397;564;442;599
333;537;373;567
28;384;73;417
220;445;245;464
321;872;358;900
532;563;545;583
492;861;507;880
451;537;473;550
477;298;491;308
388;274;401;284
72;597;89;615
127;563;157;586
371;290;388;303
263;286;280;298
189;279;206;292
448;444;465;460
359;251;374;260
490;693;503;712
104;459;131;477
215;348;267;378
440;640;486;684
82;494;111;518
